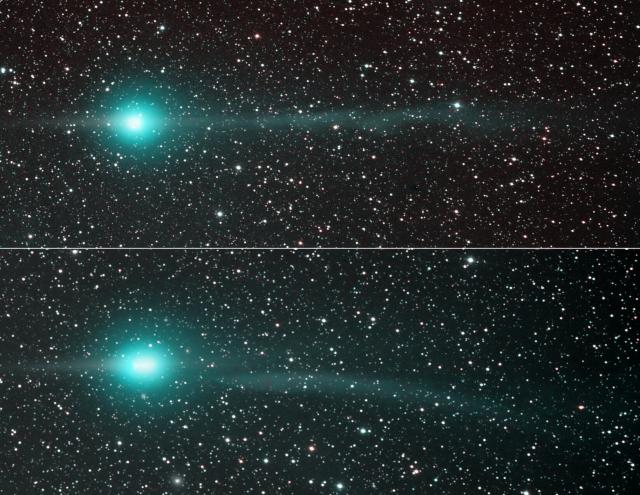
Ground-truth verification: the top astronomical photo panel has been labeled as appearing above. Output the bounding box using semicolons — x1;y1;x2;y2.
1;1;637;247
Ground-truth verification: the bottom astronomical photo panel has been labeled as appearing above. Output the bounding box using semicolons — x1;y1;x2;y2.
0;250;637;494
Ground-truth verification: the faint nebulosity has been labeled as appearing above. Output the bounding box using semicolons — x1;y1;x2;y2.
0;1;638;246
0;251;637;493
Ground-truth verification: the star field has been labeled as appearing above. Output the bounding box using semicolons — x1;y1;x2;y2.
0;1;637;246
0;2;638;494
0;251;637;493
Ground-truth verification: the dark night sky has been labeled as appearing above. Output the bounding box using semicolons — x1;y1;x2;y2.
0;1;637;246
0;251;638;493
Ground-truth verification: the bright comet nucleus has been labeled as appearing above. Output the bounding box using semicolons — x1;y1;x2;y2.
113;345;169;385
109;101;165;143
132;356;157;374
126;114;143;131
